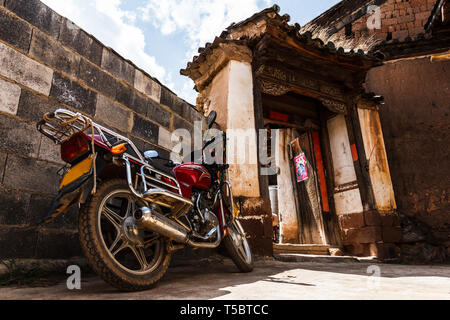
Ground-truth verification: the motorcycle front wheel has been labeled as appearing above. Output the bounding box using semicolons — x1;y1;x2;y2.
223;220;254;272
78;179;171;291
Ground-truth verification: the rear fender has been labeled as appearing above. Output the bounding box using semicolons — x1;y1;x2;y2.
39;154;114;225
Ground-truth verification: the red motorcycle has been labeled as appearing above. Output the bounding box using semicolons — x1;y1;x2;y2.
37;109;253;291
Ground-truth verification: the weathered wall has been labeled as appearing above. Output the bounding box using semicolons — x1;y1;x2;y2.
365;55;450;262
0;0;204;259
335;0;437;42
199;58;273;257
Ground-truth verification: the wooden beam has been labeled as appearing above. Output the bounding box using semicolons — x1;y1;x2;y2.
263;118;319;130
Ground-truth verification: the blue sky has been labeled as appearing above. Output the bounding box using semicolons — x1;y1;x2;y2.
41;0;340;104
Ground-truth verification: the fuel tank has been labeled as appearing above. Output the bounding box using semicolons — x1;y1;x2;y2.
173;163;212;199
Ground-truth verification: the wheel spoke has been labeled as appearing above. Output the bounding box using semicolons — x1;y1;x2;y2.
102;206;124;230
109;234;123;252
130;245;149;271
111;241;128;257
144;235;160;248
125;196;134;218
231;226;249;260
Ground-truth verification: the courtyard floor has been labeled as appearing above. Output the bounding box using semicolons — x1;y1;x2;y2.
0;256;449;300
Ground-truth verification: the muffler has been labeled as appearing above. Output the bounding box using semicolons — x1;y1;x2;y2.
138;207;189;244
138;207;222;249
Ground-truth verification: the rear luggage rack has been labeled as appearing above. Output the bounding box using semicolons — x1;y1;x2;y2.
37;109;144;162
37;109;183;204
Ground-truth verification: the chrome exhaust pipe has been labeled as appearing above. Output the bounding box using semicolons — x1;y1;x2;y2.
138;207;221;249
138;207;189;244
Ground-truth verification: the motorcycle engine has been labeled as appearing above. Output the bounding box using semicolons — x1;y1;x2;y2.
189;191;218;238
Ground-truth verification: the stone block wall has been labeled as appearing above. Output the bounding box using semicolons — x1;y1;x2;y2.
335;0;437;42
338;211;402;258
366;55;450;263
0;0;203;259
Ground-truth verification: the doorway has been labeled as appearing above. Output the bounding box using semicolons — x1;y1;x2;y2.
262;92;341;247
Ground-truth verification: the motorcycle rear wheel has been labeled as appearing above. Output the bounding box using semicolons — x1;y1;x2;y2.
78;179;171;291
223;220;254;272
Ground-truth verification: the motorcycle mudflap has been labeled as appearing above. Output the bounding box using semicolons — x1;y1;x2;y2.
40;155;104;225
60;156;94;189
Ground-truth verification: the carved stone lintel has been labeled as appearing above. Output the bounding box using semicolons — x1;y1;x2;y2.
320;98;348;114
259;79;290;96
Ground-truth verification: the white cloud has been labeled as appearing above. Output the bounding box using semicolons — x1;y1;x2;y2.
139;0;266;59
41;0;168;84
139;0;270;103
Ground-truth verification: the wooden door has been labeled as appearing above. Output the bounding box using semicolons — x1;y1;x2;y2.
290;132;328;245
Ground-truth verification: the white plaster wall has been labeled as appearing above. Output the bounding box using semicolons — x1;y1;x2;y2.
358;108;397;211
328;114;364;215
334;189;364;215
327;115;358;185
226;60;260;198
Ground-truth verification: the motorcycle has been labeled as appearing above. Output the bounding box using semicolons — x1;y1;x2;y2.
37;109;253;291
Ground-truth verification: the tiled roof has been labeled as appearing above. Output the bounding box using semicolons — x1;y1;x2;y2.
181;5;383;77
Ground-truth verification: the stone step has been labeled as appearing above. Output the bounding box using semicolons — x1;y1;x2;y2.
274;253;380;264
273;243;333;255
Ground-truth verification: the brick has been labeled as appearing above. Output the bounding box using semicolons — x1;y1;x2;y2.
3;154;60;194
101;48;135;85
392;30;409;40
379;212;401;227
382;226;403;243
0;226;38;258
78;58;117;100
364;210;382;226
134;69;161;102
338;212;365;229
415;11;432;20
147;98;171;128
5;0;63;39
29;29;80;77
50;72;97;115
131;114;159;144
0;116;41;157
0;78;21;115
160;86;177;110
59;18;103;66
35;229;81;259
0;42;53;95
397;14;415;24
28;194;78;230
115;82;133;109
173;115;194;136
0;8;32;52
158;127;174;151
38;135;64;165
345;243;370;256
343;226;382;244
0;187;31;225
116;84;148;116
172;98;202;123
95;95;132;132
16;89;62;123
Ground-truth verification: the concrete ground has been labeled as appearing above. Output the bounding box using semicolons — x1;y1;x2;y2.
0;256;449;300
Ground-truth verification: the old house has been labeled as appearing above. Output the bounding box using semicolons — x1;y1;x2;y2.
0;0;448;263
181;1;449;261
304;0;450;261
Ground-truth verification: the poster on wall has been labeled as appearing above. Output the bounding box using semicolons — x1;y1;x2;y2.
294;152;309;182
